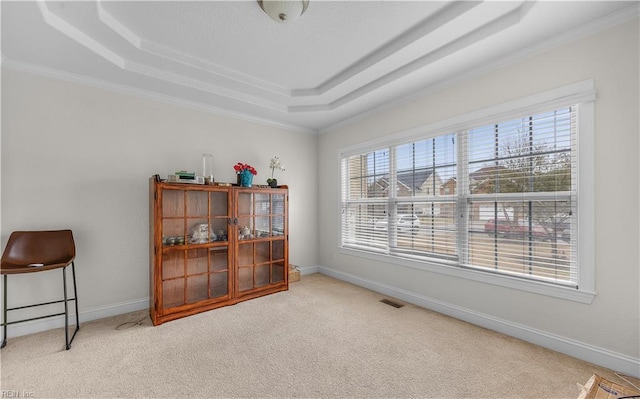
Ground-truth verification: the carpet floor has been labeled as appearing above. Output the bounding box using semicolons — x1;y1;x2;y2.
0;273;636;398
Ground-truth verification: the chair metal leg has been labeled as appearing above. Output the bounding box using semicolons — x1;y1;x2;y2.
63;266;69;349
0;264;79;350
2;275;7;349
67;261;80;349
62;263;80;350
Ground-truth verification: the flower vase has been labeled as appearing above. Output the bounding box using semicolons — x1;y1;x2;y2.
239;170;253;187
268;179;278;188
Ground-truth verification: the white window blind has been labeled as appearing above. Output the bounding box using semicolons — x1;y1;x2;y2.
341;149;390;252
341;106;578;288
391;135;458;260
462;107;577;286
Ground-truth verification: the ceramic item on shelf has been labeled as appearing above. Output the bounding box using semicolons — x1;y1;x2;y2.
239;170;253;187
190;223;211;244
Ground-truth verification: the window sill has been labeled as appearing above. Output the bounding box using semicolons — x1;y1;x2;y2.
338;246;596;304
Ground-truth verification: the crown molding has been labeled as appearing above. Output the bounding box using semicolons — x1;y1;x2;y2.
319;4;639;135
37;1;290;112
1;58;317;135
291;3;528;114
125;61;288;112
36;1;125;68
291;1;484;97
95;0;292;98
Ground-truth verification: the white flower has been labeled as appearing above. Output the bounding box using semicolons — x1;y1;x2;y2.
269;156;285;171
269;156;285;179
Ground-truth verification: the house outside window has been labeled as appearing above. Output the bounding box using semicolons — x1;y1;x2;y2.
339;81;596;302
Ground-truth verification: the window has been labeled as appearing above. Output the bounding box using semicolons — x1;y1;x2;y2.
339;82;595;301
463;108;576;284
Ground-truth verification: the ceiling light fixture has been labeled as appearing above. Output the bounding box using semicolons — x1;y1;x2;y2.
257;0;309;24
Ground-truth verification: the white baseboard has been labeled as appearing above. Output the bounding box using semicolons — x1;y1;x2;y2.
317;265;640;379
298;264;320;275
4;297;148;339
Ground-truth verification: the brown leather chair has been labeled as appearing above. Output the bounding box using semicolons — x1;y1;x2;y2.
1;230;80;349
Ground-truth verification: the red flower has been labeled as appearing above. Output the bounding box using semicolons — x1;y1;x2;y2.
234;163;258;175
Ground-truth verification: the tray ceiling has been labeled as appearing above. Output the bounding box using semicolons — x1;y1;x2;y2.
1;1;637;133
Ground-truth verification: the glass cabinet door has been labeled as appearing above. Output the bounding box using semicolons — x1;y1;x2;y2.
271;193;285;237
236;190;287;294
160;188;231;311
162;190;186;246
209;191;229;243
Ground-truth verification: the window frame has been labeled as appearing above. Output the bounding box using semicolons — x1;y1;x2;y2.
338;80;596;304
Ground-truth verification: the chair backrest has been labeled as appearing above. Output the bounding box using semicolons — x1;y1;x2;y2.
1;230;75;267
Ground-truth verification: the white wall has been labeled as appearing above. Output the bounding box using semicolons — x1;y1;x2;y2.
318;19;639;375
1;69;318;328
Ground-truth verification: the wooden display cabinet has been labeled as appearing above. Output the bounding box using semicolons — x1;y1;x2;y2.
149;177;288;325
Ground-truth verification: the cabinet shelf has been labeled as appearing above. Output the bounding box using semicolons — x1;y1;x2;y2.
161;241;229;251
149;177;289;325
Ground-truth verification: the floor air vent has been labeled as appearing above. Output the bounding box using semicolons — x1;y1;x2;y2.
380;298;404;308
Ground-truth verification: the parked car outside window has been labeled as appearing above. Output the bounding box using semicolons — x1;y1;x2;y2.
483;219;548;240
374;214;421;235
